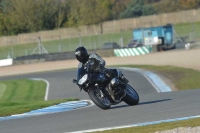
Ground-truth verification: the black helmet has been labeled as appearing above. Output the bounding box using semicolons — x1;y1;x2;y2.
75;46;88;63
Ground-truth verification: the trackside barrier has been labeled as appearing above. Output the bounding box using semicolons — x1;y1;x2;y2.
114;46;152;57
0;58;13;67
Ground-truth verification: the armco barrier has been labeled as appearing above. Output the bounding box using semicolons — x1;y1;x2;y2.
114;46;152;57
11;46;154;65
13;49;114;65
12;47;152;65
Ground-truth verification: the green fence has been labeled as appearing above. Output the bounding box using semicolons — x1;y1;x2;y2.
114;46;152;57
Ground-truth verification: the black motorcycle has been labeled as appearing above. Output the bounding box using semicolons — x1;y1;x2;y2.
73;60;139;109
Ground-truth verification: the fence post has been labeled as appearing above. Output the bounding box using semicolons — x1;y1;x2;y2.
120;29;124;47
59;35;62;53
78;33;82;47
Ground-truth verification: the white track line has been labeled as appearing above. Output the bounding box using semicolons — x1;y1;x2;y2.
29;78;50;101
0;100;94;121
67;115;200;133
119;67;172;92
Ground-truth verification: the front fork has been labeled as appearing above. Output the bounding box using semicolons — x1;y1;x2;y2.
99;89;104;98
88;84;105;98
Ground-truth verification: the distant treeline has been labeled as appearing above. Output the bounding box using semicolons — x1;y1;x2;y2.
0;0;199;36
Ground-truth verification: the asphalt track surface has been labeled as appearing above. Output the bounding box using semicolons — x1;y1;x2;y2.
0;69;200;133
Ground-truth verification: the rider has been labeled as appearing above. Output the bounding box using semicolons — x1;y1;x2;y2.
75;46;126;87
75;46;106;73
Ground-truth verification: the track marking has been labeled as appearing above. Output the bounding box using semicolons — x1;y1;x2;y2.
67;115;200;133
0;83;6;99
119;67;172;92
29;78;50;101
0;100;94;121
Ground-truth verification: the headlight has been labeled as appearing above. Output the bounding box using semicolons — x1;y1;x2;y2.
78;74;88;85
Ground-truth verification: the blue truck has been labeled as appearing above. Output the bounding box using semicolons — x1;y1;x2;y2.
128;24;176;51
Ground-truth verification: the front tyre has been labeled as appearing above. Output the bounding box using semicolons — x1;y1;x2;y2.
88;89;111;110
123;84;139;105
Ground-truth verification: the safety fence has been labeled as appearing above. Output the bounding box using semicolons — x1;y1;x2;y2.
0;46;152;65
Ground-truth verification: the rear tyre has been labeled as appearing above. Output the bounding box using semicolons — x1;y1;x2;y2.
123;84;139;105
88;89;111;110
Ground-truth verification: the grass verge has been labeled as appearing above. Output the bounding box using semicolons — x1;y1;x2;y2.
119;65;200;90
0;99;78;117
0;79;78;117
0;79;46;102
92;118;200;133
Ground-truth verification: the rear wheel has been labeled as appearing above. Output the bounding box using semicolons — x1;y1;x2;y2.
88;89;111;110
123;84;139;105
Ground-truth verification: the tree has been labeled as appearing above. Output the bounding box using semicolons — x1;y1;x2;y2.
1;0;200;36
179;0;200;9
0;12;7;35
120;0;142;18
109;0;132;19
120;0;156;18
144;0;161;4
66;0;112;26
153;0;180;13
95;0;112;23
55;0;70;28
0;0;14;35
142;4;156;16
0;0;10;13
0;0;70;35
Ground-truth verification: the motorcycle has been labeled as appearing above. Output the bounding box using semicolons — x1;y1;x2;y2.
73;60;139;109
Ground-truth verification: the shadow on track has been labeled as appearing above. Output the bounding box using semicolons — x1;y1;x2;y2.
110;99;172;109
139;99;172;105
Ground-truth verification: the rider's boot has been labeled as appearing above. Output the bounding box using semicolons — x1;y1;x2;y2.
110;78;126;89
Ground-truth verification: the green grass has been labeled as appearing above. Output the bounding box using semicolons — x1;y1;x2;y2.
0;83;6;98
0;79;46;102
120;65;200;90
0;79;78;116
174;22;200;42
0;99;78;117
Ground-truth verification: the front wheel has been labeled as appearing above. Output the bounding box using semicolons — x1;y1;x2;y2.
88;89;111;110
123;84;139;105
